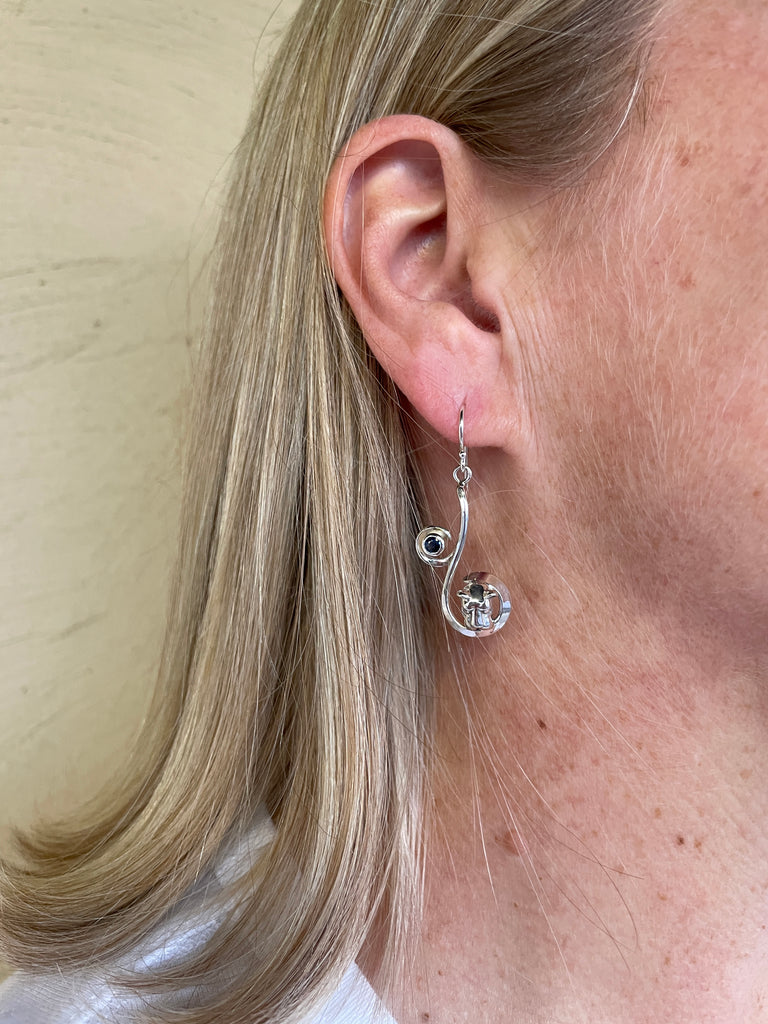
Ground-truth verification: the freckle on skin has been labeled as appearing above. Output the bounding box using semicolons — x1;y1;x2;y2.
654;807;662;819
677;835;685;846
537;719;547;730
494;831;520;856
740;768;753;781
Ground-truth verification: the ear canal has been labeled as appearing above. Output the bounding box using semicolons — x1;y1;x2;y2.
456;290;501;333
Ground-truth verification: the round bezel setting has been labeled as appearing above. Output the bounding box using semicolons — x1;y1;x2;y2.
415;526;452;566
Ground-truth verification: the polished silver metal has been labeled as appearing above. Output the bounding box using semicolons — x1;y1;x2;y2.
415;409;511;638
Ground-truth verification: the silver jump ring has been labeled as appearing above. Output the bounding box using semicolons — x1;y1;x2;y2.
453;465;472;487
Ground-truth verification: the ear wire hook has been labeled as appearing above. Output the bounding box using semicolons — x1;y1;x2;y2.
415;409;511;638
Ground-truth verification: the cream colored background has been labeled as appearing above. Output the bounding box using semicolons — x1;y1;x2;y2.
0;0;298;855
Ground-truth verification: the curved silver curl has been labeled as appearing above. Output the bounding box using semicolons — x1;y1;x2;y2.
415;418;511;638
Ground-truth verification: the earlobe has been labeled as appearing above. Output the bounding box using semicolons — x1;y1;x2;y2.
323;115;510;447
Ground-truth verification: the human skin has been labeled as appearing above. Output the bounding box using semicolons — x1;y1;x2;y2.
325;0;768;1019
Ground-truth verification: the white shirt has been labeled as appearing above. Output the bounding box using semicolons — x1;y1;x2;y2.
0;963;386;1024
0;810;393;1024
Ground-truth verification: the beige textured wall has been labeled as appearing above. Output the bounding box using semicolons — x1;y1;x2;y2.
0;0;298;853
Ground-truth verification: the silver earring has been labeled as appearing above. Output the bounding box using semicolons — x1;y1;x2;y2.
415;409;511;638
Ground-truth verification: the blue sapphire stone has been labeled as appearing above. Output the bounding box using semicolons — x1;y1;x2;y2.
424;534;443;556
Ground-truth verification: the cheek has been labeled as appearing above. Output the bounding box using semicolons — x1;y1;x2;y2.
650;2;768;341
519;0;768;654
541;61;768;650
625;9;768;501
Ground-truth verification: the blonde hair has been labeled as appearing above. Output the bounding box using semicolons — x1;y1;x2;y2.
0;1;659;1021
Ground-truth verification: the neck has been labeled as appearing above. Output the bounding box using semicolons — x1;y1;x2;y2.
391;577;768;1024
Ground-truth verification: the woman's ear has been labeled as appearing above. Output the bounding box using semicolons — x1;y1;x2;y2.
323;115;518;447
